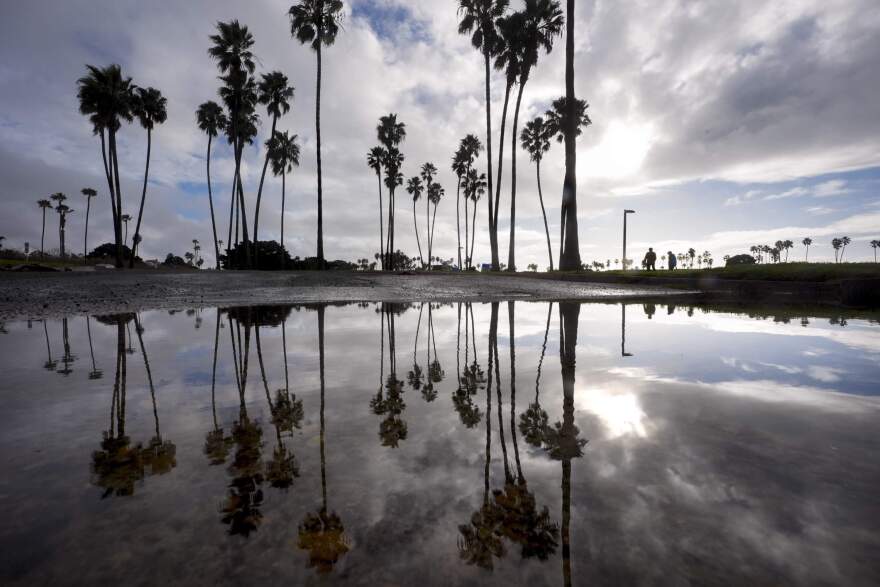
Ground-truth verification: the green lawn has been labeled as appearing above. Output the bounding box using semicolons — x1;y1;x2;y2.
596;262;880;282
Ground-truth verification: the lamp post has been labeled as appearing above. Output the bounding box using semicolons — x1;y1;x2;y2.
623;209;635;270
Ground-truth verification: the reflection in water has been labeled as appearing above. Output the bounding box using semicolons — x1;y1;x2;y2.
4;301;880;585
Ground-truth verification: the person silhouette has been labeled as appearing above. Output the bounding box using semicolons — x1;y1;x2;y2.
667;251;677;271
644;248;657;271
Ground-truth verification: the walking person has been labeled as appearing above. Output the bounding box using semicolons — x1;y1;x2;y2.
667;251;677;270
645;247;657;271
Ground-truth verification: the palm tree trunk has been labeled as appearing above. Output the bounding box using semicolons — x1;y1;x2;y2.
83;197;91;264
508;301;523;481
130;128;152;268
464;194;470;269
59;214;66;258
315;44;325;267
253;115;278;268
227;177;236;254
236;158;250;246
470;197;478;269
317;306;327;509
206;135;221;270
559;0;581;271
109;128;125;268
377;172;385;270
134;315;160;438
281;170;287;269
211;310;220;429
40;209;46;259
413;200;424;267
455;177;462;269
495;82;512;251
426;193;431;269
537;161;553;271
430;201;439;269
508;78;527;271
483;50;499;271
100;129;121;263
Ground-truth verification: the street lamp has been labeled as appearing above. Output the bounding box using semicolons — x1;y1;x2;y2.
622;209;635;271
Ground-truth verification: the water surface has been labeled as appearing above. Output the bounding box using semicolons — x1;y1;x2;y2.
1;302;878;586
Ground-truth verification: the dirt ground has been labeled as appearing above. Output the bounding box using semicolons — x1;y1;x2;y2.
0;270;690;320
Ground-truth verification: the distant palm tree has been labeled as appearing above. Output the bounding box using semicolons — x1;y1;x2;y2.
687;247;696;268
521;116;554;270
802;237;812;262
406;176;426;267
289;0;345;268
367;146;388;268
77;63;135;268
121;214;132;249
840;236;851;262
465;168;488;269
428;181;444;270
544;96;590;266
420;163;438;268
458;0;509;270
507;0;564;272
50;193;69;257
870;239;879;263
197;101;229;269
377;114;406;270
37;199;53;258
268;130;301;269
254;71;294;262
130;87;168;268
451;147;468;269
0;236;5;251
782;239;793;262
81;188;97;262
831;238;842;263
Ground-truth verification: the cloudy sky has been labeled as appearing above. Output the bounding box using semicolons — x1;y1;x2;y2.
1;0;879;266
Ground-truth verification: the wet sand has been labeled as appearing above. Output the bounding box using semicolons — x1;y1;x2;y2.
0;270;689;319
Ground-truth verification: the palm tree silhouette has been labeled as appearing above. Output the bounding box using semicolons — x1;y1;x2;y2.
424;304;444;402
77;64;135;268
832;238;842;263
458;0;508;270
871;239;879;263
134;315;177;476
56;317;77;376
81;188;97;262
371;304;408;447
289;0;345;268
129;87;167;267
205;309;233;465
428;182;444;271
451;147;468;269
197;101;228;269
802;237;813;262
408;303;425;391
367;146;388;268
37;199;53;259
521;117;554;270
520;302;552;447
209;20;257;268
507;0;564;272
42;320;57;371
254;71;295;265
420;162;438;268
267;130;301;268
453;303;485;427
85;316;103;380
377;114;407;270
840;236;851;262
50;193;68;257
406;176;426;267
465;168;488;269
299;305;350;572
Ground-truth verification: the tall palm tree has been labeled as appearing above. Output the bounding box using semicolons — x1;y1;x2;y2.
466;169;488;269
871;239;879;263
451;147;468;269
428;182;444;270
367;146;388;268
50;193;68;257
406;176;426;267
254;71;294;261
37;199;53;259
289;0;345;268
840;236;851;262
458;0;509;271
521;116;554;270
81;188;97;263
377;114;406;270
831;238;842;263
130;87;168;268
559;0;579;271
802;237;812;262
420;163;438;269
507;0;564;271
209;20;257;268
77;64;135;268
268;130;301;269
196;101;229;269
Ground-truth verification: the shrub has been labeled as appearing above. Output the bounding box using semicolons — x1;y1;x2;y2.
726;254;756;267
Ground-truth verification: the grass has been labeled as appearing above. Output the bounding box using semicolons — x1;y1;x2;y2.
594;262;880;282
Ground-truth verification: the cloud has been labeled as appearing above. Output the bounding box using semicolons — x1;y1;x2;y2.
812;179;851;197
805;206;835;215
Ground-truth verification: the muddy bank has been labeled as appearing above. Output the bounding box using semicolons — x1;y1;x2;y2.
0;270;691;320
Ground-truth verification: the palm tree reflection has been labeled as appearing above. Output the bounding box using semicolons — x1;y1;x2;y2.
42;320;57;371
135;314;177;476
56;317;77;375
453;303;484;428
86;316;103;380
298;306;350;573
520;302;552;447
371;303;408;448
205;309;233;466
423;303;444;402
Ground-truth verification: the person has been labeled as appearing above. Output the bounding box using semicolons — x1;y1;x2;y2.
668;251;677;270
645;247;657;271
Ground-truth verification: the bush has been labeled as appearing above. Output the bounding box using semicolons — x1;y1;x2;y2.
222;240;293;270
88;242;138;263
163;253;188;266
725;254;757;267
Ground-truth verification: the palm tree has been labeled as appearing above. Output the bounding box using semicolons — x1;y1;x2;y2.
458;0;509;271
50;193;69;257
406;176;426;267
428;181;444;270
458;135;483;270
367;146;388;268
840;236;851;262
268;131;301;269
77;64;136;268
420;163;438;269
37;199;53;258
196;101;228;269
121;214;132;249
831;238;842;263
209;20;257;268
521;117;554;270
465;168;487;269
545;96;590;268
507;0;564;272
254;71;295;263
289;0;345;269
802;237;813;262
687;247;696;268
559;0;579;271
377;114;406;270
130;87;168;268
81;188;97;263
871;239;879;263
451;147;468;269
